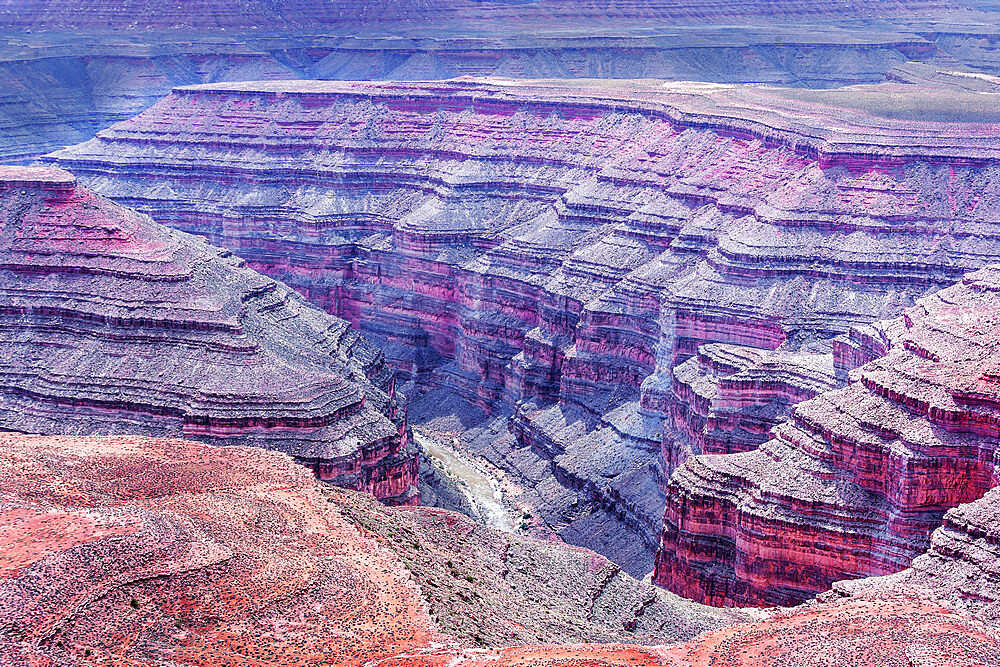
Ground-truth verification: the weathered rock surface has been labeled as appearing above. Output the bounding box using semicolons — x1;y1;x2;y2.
656;264;1000;606
656;591;1000;667
47;75;1000;576
333;486;741;648
0;166;417;502
836;484;1000;627
2;432;997;667
0;433;439;666
665;341;838;469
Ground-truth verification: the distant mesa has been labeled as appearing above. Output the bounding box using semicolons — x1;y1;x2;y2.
0;166;418;503
0;0;960;31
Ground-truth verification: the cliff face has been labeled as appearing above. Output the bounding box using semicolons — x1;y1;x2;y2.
836;485;1000;626
47;76;1000;576
2;432;997;666
0;166;417;502
655;264;1000;606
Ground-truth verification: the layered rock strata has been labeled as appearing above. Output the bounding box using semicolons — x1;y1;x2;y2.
656;264;1000;606
0;166;416;502
836;485;1000;626
665;341;838;469
2;432;997;666
47;76;1000;575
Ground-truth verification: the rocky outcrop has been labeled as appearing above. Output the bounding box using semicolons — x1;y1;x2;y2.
664;341;838;469
836;484;1000;626
333;486;742;648
0;433;439;666
2;432;997;666
655;264;1000;606
656;591;1000;666
0;166;417;502
45;76;1000;575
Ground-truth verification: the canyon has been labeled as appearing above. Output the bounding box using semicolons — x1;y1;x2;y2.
0;166;417;503
43;73;1000;581
1;431;998;666
4;2;1000;664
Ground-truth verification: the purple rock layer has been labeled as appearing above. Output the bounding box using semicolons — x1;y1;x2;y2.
0;166;418;503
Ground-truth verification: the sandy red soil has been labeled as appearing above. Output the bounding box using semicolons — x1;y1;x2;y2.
1;433;997;666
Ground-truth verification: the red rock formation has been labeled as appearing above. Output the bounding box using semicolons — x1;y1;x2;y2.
655;592;1000;667
47;76;1000;574
0;166;417;502
1;432;996;666
835;484;1000;626
665;341;838;469
655;264;1000;606
0;433;446;666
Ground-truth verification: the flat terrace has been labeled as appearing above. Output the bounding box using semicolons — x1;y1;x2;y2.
175;74;1000;167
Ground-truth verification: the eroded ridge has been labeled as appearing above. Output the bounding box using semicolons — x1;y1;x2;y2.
655;264;1000;606
0;433;444;665
0;167;417;502
0;432;997;666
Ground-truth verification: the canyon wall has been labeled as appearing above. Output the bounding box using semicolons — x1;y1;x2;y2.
656;264;1000;606
0;166;417;502
836;483;1000;626
47;76;1000;576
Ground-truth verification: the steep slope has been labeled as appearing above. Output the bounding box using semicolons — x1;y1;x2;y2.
836;484;1000;625
0;166;416;502
47;76;1000;575
332;489;740;647
1;432;997;666
656;264;1000;606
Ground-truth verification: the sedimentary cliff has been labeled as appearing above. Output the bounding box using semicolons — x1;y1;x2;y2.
2;432;997;666
656;264;1000;606
836;484;1000;626
0;166;417;502
46;76;1000;575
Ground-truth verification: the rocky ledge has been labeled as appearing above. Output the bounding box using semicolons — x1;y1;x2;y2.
1;432;997;666
0;166;417;502
656;264;1000;606
45;75;1000;576
836;484;1000;626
